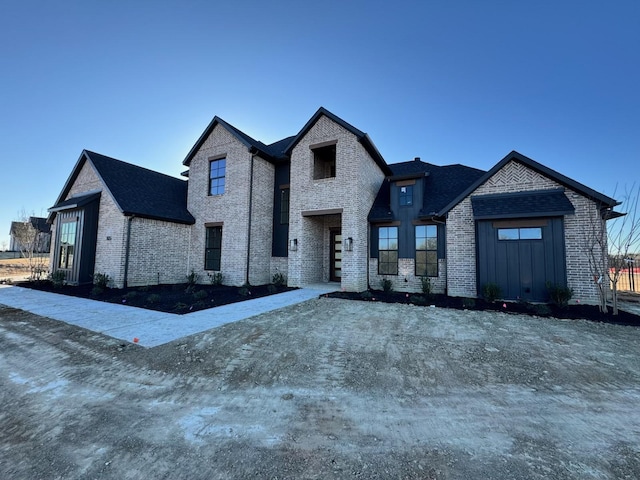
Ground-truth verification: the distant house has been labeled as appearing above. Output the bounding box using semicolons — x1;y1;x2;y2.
48;107;621;304
9;217;51;253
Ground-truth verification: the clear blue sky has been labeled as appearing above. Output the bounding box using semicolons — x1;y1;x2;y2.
1;1;638;250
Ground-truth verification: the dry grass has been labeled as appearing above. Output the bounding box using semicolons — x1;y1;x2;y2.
0;257;48;280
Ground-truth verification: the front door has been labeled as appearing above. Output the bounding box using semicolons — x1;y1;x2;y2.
330;229;342;282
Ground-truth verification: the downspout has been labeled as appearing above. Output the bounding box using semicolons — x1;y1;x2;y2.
123;215;134;288
245;149;257;284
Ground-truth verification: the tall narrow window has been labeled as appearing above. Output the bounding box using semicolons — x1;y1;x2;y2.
209;158;226;195
416;225;438;277
58;219;77;269
280;188;290;224
205;226;222;270
378;226;398;275
399;185;413;206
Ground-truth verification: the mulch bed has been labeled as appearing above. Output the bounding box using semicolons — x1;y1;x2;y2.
326;290;640;327
17;281;295;315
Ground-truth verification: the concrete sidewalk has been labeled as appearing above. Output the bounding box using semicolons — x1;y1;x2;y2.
0;284;337;347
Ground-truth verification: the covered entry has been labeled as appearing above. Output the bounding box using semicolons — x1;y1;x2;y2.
472;189;574;301
295;209;342;285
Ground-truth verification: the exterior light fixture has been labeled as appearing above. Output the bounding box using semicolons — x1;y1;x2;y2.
289;238;298;251
345;237;353;251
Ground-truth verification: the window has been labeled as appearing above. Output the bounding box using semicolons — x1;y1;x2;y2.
58;219;77;269
378;226;398;275
498;227;542;240
280;188;290;224
399;185;413;206
209;158;226;195
416;225;438;277
312;144;336;179
205;226;222;270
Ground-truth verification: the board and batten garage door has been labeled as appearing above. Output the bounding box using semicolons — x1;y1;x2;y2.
476;218;567;302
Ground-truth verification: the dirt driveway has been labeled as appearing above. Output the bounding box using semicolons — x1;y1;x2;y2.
1;298;639;479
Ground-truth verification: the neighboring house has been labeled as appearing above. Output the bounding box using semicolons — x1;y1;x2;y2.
9;217;51;253
48;107;621;304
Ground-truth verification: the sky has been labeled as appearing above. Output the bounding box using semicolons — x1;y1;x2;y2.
1;0;639;250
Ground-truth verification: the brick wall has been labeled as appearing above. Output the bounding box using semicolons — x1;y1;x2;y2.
446;160;605;304
368;258;447;294
288;115;385;291
248;156;275;285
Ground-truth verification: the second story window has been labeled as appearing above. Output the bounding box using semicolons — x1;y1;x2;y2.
312;144;336;179
209;158;226;195
280;188;290;224
399;185;413;206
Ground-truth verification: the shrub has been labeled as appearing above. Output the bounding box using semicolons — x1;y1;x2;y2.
93;272;111;289
192;289;208;301
462;298;476;309
91;286;104;296
267;284;278;294
49;270;66;288
546;282;573;308
420;276;432;296
532;303;552;316
360;291;373;301
207;272;223;286
272;272;287;288
146;293;161;304
482;283;502;303
186;270;199;287
380;278;393;293
239;286;251;297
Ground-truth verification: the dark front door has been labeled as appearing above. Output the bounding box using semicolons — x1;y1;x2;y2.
330;229;342;282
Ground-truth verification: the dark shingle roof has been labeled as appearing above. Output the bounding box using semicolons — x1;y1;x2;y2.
368;159;485;221
471;189;575;219
50;151;195;225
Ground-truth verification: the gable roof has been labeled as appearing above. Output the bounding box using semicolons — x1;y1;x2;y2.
49;150;195;225
368;159;486;222
284;107;392;176
182;117;290;166
10;217;51;235
438;150;620;216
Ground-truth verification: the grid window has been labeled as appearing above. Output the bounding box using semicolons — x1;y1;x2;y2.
416;225;438;277
58;220;77;269
209;158;226;195
378;226;398;275
399;185;413;206
205;226;222;270
280;188;290;224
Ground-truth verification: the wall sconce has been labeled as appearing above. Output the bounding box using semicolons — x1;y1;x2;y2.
289;238;298;251
344;237;353;251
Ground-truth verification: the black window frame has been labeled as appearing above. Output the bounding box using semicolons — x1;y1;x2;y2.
378;226;398;275
399;185;414;206
205;226;222;271
415;224;438;277
57;218;77;270
209;158;226;196
280;188;290;225
497;227;543;241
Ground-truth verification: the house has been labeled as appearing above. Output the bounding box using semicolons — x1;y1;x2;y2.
48;107;621;304
9;217;51;253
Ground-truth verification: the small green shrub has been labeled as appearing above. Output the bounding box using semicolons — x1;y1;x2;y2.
239;286;251;297
360;291;373;301
420;276;432;296
482;283;502;303
267;284;277;294
546;282;573;308
380;278;393;293
49;271;66;288
93;272;111;289
532;303;552;316
186;270;199;286
207;272;223;286
272;272;287;288
410;294;427;305
192;289;208;300
462;298;476;309
146;293;161;304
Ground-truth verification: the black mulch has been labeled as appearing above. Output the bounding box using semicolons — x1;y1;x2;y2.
17;281;295;315
325;290;640;327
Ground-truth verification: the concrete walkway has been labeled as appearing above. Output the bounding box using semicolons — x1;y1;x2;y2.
0;284;337;348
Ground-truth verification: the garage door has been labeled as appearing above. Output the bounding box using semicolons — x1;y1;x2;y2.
476;218;566;302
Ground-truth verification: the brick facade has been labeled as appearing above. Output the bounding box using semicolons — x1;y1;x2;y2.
446;160;605;304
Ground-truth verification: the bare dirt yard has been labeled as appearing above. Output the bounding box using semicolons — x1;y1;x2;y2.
0;257;32;282
1;297;640;479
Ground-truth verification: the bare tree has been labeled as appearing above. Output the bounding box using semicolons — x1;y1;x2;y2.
583;204;610;313
12;209;49;281
606;184;640;315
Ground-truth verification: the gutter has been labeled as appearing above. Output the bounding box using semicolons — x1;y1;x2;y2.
245;149;257;284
